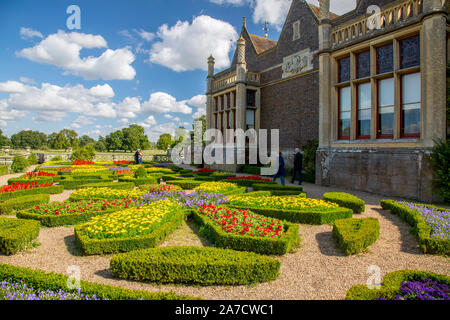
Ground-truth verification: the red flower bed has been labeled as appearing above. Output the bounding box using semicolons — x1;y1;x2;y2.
193;168;216;173
114;160;134;165
199;204;284;238
25;171;56;177
0;181;53;194
32;199;135;216
112;169;134;175
72;160;95;165
226;175;272;182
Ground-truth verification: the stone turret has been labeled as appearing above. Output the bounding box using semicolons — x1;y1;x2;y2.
206;54;215;130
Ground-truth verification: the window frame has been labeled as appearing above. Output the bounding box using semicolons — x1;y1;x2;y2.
376;77;395;139
356;81;371;140
338;86;351;140
400;71;421;138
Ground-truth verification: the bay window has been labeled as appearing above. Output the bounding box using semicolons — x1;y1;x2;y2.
377;78;395;138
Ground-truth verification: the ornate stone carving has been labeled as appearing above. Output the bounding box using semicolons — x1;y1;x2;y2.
281;48;314;78
319;0;330;21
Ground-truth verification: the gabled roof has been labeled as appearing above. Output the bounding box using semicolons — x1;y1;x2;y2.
248;33;278;55
306;2;339;20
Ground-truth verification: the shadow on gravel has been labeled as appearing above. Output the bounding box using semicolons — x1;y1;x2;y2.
373;207;423;255
63;234;83;256
95;268;114;280
315;231;346;257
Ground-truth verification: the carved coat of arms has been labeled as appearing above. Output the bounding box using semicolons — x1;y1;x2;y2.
282;48;314;78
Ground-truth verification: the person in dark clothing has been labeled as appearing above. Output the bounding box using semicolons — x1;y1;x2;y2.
291;148;303;185
273;152;286;185
134;150;140;164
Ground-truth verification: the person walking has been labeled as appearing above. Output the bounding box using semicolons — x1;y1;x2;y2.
291;148;303;185
138;149;143;164
134;149;140;165
273;152;286;186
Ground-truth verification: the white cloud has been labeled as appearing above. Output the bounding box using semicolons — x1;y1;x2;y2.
0;81;119;119
33;111;66;122
164;114;173;119
17;30;136;80
89;84;115;98
139;115;157;129
209;0;246;4
150;15;238;72
117;118;129;125
0;99;27;125
141;92;192;114
20;27;43;40
145;122;177;142
0;81;26;93
134;29;155;42
192;108;206;119
19;77;35;84
307;0;356;15
116;97;141;118
252;0;292;31
186;94;206;109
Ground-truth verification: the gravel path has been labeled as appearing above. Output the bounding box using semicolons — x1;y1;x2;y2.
0;179;448;300
0;165;38;186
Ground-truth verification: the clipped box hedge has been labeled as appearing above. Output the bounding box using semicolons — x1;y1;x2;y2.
227;204;353;225
323;192;365;213
191;175;216;182
0;185;64;202
74;209;187;255
0;217;40;255
0;165;8;176
76;182;135;190
59;178;114;190
110;246;280;286
346;269;450;300
0;263;198;300
235;191;272;197
118;176;158;186
0;194;50;215
190;209;299;255
70;174;113;180
165;180;204;190
332;218;380;255
252;183;305;196
381;200;449;255
228;179;277;188
8;176;54;185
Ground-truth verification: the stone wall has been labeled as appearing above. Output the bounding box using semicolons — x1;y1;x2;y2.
316;148;438;201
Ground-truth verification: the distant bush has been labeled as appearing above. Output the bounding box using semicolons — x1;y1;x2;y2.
11;155;28;173
49;156;63;161
71;145;96;162
430;138;450;202
134;166;147;178
27;153;38;165
302;140;318;179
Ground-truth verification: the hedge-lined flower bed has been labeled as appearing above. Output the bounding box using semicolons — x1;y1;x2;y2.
381;200;449;255
69;188;147;201
225;176;277;188
323;192;365;213
17;199;137;227
110;246;280;286
227;195;352;224
346;270;450;300
194;181;245;195
332;218;380;255
72;160;95;165
146;167;175;174
374;278;449;300
139;191;228;209
0;181;53;194
76;182;135;190
193;168;215;175
138;183;183;193
0;218;40;255
0;185;64;202
165;180;204;190
59;177;114;190
74;200;186;254
0;194;50;215
191;205;299;255
118;176;158;186
0;264;197;300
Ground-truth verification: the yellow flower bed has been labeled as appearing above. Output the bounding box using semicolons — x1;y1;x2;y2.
193;182;240;194
228;195;339;211
79;199;180;239
71;187;147;200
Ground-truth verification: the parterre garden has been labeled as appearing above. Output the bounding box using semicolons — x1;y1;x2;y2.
0;160;448;300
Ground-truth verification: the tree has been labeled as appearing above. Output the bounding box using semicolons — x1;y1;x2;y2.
0;129;11;147
122;124;150;152
71;145;96;161
79;135;95;147
105;130;124;151
11;130;47;149
157;133;174;151
48;129;79;150
60;129;79;148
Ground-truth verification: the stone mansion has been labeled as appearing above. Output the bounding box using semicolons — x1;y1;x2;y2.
205;0;449;201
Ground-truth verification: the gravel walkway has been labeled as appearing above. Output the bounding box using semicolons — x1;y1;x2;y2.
0;177;448;300
0;165;38;186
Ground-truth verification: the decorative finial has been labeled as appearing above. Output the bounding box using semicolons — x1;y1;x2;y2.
262;21;269;39
243;16;246;28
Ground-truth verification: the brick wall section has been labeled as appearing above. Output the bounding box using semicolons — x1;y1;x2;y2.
260;71;319;150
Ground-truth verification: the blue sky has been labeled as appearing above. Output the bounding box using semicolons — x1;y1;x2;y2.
0;0;355;141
